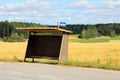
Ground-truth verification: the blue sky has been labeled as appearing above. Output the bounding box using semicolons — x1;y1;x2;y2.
0;0;120;25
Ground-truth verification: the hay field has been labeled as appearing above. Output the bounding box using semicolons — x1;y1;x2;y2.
68;42;120;65
0;37;120;69
0;41;27;61
0;41;120;64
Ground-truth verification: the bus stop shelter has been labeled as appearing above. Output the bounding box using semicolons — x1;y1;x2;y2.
17;28;72;62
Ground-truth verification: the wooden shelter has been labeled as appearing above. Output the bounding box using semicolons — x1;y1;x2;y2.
16;28;72;62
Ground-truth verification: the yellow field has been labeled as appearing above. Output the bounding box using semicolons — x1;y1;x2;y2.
0;39;120;68
0;41;27;61
69;42;120;65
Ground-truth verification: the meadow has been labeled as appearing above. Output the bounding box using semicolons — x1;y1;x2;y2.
0;35;120;70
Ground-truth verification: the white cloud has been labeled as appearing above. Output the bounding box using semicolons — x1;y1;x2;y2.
103;0;120;8
68;0;97;9
69;0;120;14
1;0;54;12
0;0;120;24
0;6;4;10
0;0;57;24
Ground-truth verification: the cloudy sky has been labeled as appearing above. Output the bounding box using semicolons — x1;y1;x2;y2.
0;0;120;25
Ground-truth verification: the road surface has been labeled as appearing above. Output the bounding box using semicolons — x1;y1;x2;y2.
0;62;120;80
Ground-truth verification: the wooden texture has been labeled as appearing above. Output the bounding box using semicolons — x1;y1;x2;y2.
16;28;72;34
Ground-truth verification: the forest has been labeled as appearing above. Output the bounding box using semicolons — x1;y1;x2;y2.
0;20;120;41
51;23;120;38
0;20;47;41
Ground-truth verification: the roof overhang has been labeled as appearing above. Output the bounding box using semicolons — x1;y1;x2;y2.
16;27;72;34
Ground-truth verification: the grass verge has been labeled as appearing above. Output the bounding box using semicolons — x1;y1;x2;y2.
60;61;120;71
0;57;22;63
0;57;120;71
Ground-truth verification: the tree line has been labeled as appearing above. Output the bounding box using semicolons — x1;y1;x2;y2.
0;20;120;41
63;23;120;35
65;23;120;38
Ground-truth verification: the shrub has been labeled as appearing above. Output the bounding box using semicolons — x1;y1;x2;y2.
110;30;116;37
3;33;24;42
78;27;99;39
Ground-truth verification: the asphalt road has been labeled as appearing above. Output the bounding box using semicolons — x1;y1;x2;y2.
0;62;120;80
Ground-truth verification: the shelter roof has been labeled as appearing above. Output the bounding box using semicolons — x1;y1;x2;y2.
16;27;72;34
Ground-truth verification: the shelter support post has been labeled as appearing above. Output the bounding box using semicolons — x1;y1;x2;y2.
59;34;69;62
32;58;34;62
24;57;26;62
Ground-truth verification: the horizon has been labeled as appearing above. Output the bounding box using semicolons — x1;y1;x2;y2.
1;20;120;26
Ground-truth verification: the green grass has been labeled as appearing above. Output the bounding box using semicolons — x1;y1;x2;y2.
23;58;120;71
60;61;120;70
70;39;109;43
70;35;120;43
111;35;120;40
